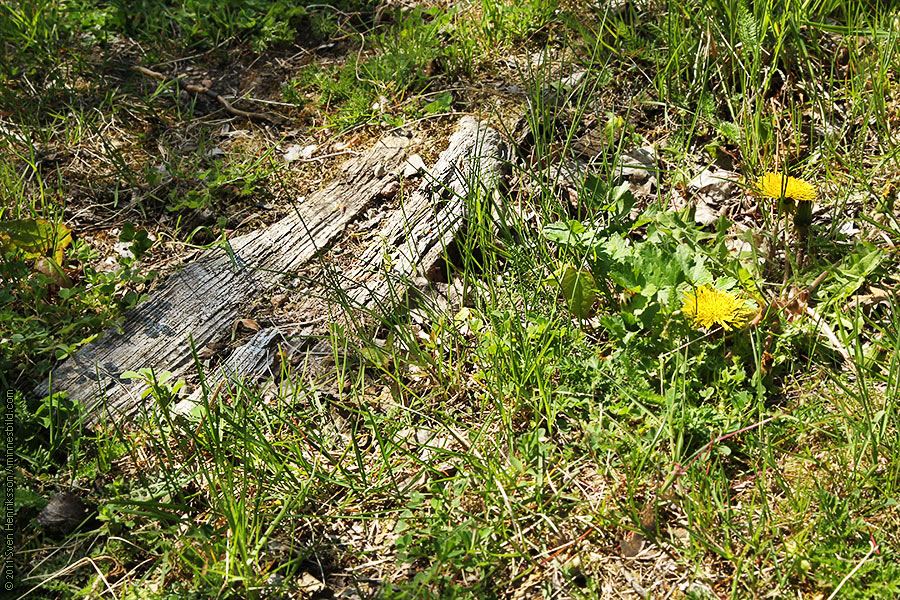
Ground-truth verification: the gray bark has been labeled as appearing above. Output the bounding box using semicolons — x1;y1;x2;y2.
35;118;506;422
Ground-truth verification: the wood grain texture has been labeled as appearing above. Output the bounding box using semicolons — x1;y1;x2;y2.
35;135;411;419
180;118;508;410
35;118;507;421
343;117;507;310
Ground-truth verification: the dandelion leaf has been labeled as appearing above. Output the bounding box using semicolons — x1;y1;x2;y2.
823;246;885;305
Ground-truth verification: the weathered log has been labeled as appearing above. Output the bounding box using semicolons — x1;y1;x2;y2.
177;118;507;409
35;118;507;421
343;117;507;311
35;135;411;418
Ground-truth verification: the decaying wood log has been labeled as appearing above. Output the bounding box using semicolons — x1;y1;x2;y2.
343;117;506;311
35;135;410;418
177;118;508;408
35;117;506;421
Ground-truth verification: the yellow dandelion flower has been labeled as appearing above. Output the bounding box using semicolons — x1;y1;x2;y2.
681;285;751;331
758;173;816;202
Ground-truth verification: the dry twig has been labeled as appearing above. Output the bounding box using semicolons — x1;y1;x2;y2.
133;65;283;123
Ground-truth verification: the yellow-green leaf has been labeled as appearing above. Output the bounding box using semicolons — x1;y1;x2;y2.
0;218;72;261
559;266;597;319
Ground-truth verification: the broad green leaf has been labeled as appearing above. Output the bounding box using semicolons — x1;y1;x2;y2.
602;233;632;260
559;266;597;319
609;181;634;217
119;222;152;260
423;91;453;114
686;255;713;285
0;218;72;262
358;345;391;369
821;245;885;305
542;220;586;247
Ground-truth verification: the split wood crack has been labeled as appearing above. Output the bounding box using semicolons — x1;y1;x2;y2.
35;117;507;423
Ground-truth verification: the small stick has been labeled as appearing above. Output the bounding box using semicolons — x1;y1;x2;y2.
826;538;878;600
133;65;282;124
805;304;852;364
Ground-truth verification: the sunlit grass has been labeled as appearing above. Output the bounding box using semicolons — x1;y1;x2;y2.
5;0;900;598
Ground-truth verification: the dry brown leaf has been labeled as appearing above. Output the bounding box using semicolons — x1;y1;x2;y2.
233;318;260;334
